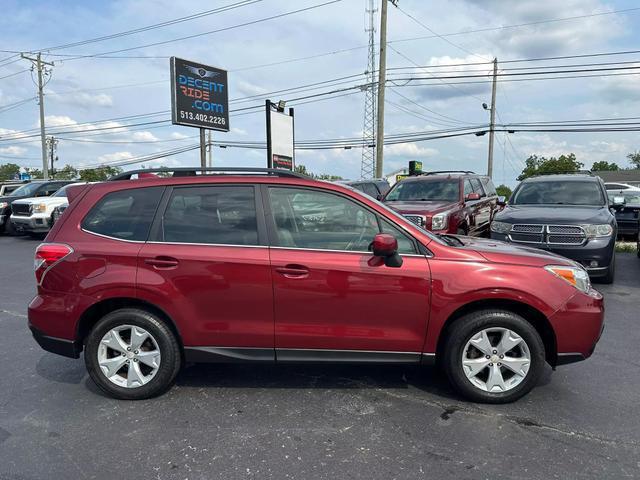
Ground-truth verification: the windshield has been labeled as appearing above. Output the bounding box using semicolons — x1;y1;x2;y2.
385;180;460;202
9;182;40;197
608;191;640;206
511;181;605;206
52;185;70;197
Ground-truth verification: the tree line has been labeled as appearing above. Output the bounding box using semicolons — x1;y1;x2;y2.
0;163;123;182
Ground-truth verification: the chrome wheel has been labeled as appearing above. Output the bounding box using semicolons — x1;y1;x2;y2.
97;325;161;388
462;327;531;393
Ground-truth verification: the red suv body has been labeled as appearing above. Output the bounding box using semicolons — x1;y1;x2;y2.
383;171;499;236
28;168;604;403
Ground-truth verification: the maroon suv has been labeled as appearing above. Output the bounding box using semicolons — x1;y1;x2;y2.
29;168;604;403
384;171;499;236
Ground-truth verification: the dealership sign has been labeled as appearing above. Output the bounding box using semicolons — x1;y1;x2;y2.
170;57;229;131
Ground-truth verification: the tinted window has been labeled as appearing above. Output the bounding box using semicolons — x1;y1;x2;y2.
82;187;163;241
480;177;497;196
385;180;460;202
463;180;474;196
608;191;640;206
511;181;605;206
9;182;41;197
362;183;380;198
470;178;485;197
269;188;379;251
162;186;258;245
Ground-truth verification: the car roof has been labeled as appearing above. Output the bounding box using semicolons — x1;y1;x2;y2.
522;174;599;183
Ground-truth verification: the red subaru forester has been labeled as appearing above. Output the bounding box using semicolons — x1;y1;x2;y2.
28;168;604;403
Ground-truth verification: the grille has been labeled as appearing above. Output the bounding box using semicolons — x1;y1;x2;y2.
11;203;31;216
403;214;425;227
509;224;586;246
512;224;544;233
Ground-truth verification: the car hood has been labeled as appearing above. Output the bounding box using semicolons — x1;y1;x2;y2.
495;205;612;224
454;235;576;268
11;196;66;206
384;200;459;215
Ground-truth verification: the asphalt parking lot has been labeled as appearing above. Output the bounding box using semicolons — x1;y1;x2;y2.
1;235;639;480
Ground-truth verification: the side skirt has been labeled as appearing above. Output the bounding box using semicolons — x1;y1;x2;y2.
184;347;436;365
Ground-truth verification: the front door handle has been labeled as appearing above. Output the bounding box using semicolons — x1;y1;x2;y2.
144;256;179;269
275;264;309;278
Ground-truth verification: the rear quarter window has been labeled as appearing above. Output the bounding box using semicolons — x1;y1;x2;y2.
81;187;163;241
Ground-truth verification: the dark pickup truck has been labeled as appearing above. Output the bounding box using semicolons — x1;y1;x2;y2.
491;173;617;283
383;171;500;236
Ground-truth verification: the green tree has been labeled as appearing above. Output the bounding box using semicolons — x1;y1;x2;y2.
517;153;583;181
25;167;42;179
591;161;619;171
54;164;79;180
495;184;512;199
627;151;640;169
78;166;123;181
0;163;20;181
294;164;342;180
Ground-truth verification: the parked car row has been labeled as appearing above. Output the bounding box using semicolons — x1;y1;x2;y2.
0;180;74;236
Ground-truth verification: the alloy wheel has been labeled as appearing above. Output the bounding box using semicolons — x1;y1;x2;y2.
462;327;531;393
97;325;161;388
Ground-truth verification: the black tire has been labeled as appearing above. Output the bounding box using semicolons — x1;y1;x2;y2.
3;219;16;236
598;254;616;284
84;308;181;400
442;309;545;404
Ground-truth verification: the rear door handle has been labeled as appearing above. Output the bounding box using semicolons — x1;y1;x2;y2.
144;256;179;268
275;264;309;278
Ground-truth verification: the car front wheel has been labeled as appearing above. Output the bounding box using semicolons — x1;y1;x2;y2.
443;310;545;403
84;308;181;400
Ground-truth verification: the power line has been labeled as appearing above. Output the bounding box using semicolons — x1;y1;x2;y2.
0;68;29;81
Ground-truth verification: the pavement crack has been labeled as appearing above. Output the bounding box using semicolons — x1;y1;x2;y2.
0;309;27;318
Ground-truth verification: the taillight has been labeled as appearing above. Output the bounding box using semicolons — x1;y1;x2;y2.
34;243;73;285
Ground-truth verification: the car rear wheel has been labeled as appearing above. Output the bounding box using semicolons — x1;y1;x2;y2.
442;310;545;403
84;308;181;400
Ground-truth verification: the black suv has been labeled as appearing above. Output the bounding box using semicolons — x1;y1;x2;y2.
0;180;72;235
491;173;616;283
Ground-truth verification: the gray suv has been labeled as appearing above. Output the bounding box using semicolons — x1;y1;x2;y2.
490;173;616;283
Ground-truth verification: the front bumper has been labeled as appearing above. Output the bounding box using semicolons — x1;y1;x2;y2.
549;287;605;364
29;325;81;359
490;232;615;277
10;214;51;233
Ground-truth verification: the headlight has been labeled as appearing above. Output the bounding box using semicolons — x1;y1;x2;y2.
491;221;512;234
544;265;591;294
582;224;613;238
431;212;449;230
32;203;47;213
0;201;7;209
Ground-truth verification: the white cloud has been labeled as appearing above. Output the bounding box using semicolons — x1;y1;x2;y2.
49;91;113;109
132;131;159;142
96;151;133;163
170;132;190;140
384;142;438;157
0;146;27;156
231;127;248;136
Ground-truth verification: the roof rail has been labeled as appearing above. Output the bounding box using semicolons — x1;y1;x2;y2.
529;170;593;178
422;170;476;176
108;167;308;181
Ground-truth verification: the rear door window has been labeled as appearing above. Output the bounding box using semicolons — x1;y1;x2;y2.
82;187;163;241
470;178;485;197
480;177;497;196
161;185;258;246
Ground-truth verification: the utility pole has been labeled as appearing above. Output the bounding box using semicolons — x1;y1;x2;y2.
375;0;398;179
46;136;58;178
199;128;206;171
21;52;54;180
487;57;498;179
207;130;212;167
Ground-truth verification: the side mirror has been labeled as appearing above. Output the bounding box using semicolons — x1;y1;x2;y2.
465;192;481;201
497;195;507;206
370;233;403;268
612;196;626;207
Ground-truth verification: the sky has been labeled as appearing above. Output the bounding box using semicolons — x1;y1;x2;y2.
1;0;640;186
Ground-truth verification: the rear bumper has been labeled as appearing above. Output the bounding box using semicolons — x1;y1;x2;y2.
29;325;81;359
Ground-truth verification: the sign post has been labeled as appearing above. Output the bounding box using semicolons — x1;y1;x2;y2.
170;57;229;168
265;100;295;170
